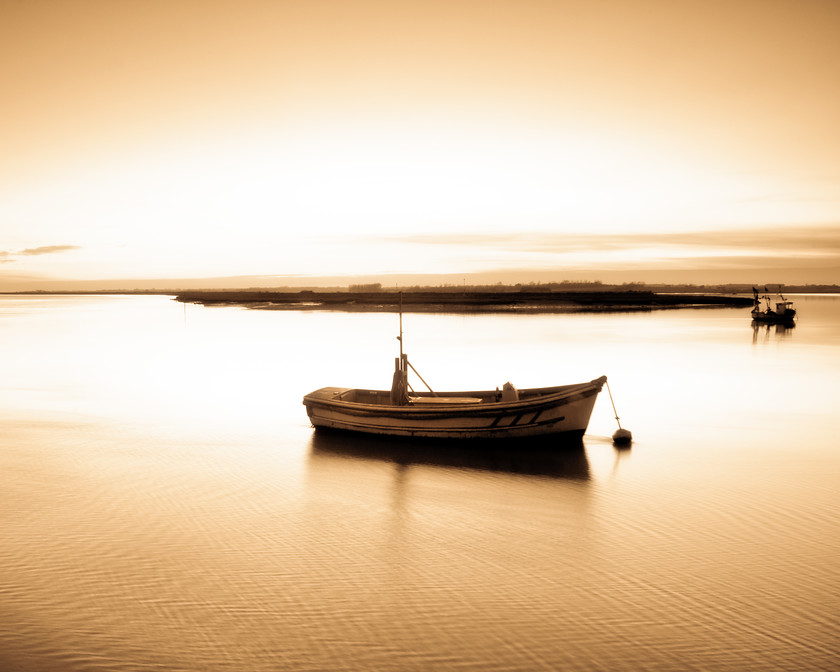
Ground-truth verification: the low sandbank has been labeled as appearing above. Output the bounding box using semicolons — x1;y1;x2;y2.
174;290;754;313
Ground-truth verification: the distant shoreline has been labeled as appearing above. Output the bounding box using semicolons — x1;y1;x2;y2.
172;289;756;313
3;282;833;313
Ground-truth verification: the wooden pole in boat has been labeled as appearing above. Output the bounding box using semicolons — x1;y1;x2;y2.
605;379;632;445
398;291;404;361
390;292;409;405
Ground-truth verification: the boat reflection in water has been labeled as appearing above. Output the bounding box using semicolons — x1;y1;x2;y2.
307;427;592;480
752;319;795;343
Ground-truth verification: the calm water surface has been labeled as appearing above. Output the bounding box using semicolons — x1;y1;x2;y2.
1;295;838;671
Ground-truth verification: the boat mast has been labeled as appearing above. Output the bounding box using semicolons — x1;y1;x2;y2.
391;292;409;405
398;291;404;360
390;292;436;402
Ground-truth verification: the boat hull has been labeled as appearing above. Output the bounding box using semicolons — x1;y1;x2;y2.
303;376;607;440
751;310;796;324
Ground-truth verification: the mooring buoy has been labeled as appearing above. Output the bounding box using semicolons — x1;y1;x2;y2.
612;427;633;445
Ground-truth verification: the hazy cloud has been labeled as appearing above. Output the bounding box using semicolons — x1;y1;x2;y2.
386;226;840;255
20;245;81;256
0;245;81;263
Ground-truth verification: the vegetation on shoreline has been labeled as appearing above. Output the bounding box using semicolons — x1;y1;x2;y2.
173;286;757;313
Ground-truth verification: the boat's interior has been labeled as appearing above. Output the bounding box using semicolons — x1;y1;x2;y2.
305;378;603;408
330;388;493;404
331;385;570;406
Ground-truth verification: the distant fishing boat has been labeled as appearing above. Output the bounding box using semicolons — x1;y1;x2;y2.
302;297;607;440
751;286;796;324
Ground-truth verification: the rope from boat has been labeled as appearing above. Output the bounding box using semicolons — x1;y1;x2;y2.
605;379;622;429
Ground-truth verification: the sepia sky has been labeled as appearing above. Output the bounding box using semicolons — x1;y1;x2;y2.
2;0;840;288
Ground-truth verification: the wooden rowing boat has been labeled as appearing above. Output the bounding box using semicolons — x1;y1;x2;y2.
302;296;606;440
303;376;607;440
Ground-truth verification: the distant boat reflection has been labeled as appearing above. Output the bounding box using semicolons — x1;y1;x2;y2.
752;320;795;343
307;428;591;480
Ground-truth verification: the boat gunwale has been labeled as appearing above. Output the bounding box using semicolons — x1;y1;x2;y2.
303;376;607;420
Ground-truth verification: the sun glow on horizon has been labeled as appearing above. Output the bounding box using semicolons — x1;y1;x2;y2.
3;115;838;284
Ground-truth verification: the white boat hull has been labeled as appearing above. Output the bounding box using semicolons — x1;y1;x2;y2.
303;376;606;440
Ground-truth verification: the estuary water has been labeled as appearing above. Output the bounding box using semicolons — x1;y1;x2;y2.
1;294;838;671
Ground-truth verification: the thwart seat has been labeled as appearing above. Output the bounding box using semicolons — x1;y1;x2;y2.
409;396;483;405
